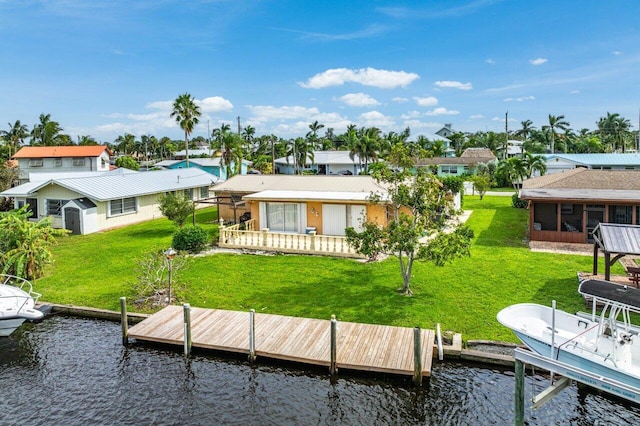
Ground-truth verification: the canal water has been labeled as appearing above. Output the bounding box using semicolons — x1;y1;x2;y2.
2;316;640;425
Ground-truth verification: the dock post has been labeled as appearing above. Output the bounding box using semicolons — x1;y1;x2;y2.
183;303;192;356
120;297;128;346
249;309;256;362
330;314;337;376
413;327;422;386
515;358;525;426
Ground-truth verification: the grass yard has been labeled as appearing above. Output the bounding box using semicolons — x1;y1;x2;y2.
36;196;618;343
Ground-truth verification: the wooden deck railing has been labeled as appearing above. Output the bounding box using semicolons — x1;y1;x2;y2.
218;225;364;258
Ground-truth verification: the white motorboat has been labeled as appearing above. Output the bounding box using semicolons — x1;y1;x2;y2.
0;274;44;337
497;279;640;390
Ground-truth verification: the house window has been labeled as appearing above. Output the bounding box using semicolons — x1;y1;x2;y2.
29;160;43;167
440;165;458;174
184;189;194;200
72;159;86;167
54;159;62;167
561;203;583;232
110;197;137;216
533;203;557;231
266;203;298;232
101;158;107;167
199;186;209;199
609;205;632;224
46;199;67;216
26;198;38;218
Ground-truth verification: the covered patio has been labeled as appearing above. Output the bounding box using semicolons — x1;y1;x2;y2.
591;223;640;284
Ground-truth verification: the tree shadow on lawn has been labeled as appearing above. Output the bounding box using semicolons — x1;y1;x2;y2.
246;264;422;326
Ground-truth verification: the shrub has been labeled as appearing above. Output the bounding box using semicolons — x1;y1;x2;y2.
172;225;209;253
512;193;528;209
158;192;193;227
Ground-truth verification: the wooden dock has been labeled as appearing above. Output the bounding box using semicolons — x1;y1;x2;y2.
127;305;435;379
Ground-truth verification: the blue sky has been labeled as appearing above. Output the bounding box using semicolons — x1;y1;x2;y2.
1;0;639;142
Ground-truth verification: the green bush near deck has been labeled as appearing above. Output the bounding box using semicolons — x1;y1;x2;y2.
35;196;623;343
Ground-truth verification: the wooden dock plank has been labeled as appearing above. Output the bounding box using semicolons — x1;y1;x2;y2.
129;306;433;378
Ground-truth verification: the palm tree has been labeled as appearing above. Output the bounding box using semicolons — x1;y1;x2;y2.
77;135;98;146
286;137;314;174
598;112;631;152
514;120;535;142
114;133;136;156
0;120;29;156
545;114;570;153
30;114;66;146
497;157;526;190
521;152;546;179
171;93;201;168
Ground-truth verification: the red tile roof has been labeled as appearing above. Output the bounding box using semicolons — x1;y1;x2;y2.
12;145;112;159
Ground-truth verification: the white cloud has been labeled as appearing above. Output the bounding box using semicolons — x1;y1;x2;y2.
424;107;459;116
434;80;473;90
146;100;173;111
358;110;396;127
570;90;581;94
470;114;484;119
486;59;495;64
413;96;438;107
392;96;409;103
247;105;320;122
530;58;548;66
612;51;622;55
400;119;440;130
504;96;535;102
338;93;381;107
298;67;419;89
401;110;422;119
198;96;234;112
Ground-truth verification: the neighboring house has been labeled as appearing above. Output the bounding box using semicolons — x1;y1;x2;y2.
435;124;456;139
539;153;640;176
506;140;525;158
0;168;217;235
274;150;367;175
415;148;497;176
155;157;251;180
172;148;213;159
12;145;113;183
212;174;461;236
519;168;640;243
212;175;391;236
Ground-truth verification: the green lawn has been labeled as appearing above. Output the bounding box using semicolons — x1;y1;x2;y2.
36;196;618;343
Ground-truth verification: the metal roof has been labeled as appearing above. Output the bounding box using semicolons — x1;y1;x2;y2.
543;153;640;166
243;189;376;202
29;168;137;182
519;188;640;202
1;168;217;201
212;175;387;194
593;223;640;255
274;150;362;165
12;145;112;159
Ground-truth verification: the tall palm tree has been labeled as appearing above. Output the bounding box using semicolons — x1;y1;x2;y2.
30;114;66;146
0;120;29;156
514;120;535;142
545;114;570;153
286;137;314;174
598;112;631;152
521;152;546;179
77;135;98;146
114;133;136;156
171;93;201;168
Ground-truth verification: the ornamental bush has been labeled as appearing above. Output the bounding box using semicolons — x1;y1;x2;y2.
172;225;209;253
512;193;528;209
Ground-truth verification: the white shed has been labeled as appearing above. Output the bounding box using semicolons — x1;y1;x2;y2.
62;198;98;235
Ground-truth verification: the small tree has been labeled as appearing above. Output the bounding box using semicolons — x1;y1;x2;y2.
115;155;140;171
471;174;491;200
158;192;193;227
132;249;189;308
346;145;473;295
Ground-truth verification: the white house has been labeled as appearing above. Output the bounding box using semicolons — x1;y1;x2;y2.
12;145;113;183
539;153;640;176
0;168;218;234
274;150;368;175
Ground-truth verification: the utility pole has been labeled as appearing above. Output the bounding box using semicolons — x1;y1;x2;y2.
237;116;241;135
271;135;275;174
207;120;210;156
504;111;509;159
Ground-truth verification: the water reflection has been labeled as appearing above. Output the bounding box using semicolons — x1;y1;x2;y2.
1;315;640;425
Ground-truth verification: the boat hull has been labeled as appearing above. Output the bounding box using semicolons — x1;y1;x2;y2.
499;303;640;390
0;317;27;337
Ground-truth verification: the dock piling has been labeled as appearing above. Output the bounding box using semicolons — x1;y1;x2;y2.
515;358;525;425
120;297;128;346
413;327;422;385
330;314;337;376
249;309;256;362
183;303;192;356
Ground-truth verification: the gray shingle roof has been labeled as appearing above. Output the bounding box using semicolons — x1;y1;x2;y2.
212;175;386;194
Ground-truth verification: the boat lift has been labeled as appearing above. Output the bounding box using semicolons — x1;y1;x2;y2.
514;345;640;425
